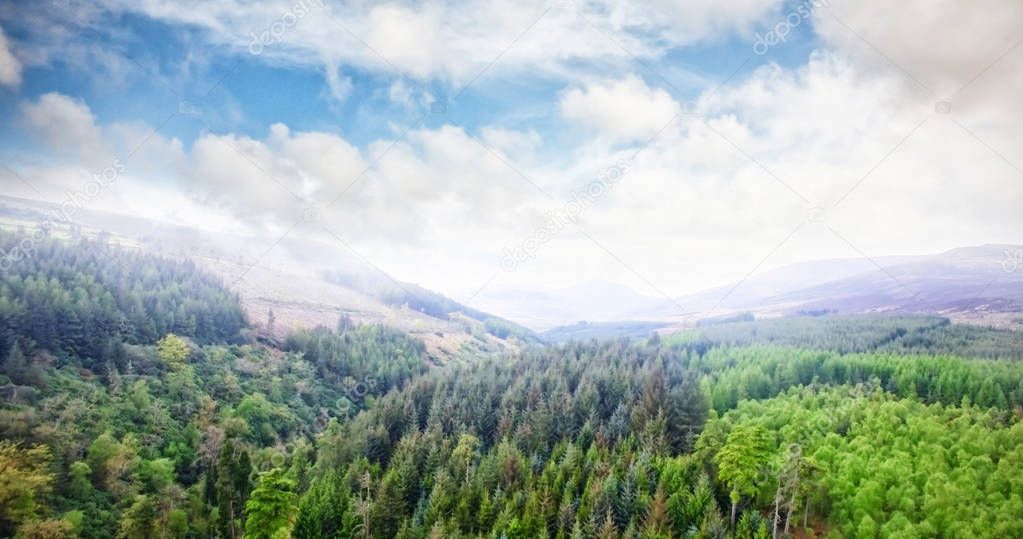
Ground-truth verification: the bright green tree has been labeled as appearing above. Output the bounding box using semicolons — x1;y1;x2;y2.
156;334;190;369
244;468;297;539
714;424;772;525
0;442;54;535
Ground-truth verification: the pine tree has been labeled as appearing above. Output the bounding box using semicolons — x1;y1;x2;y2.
642;487;671;538
244;468;297;539
715;424;772;525
3;342;28;385
596;508;619;539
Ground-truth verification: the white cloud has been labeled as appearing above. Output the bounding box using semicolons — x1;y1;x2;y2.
624;0;786;43
0;25;20;88
10;92;540;246
811;0;1023;176
559;75;682;142
4;0;1022;301
0;5;144;92
362;4;445;80
21;93;108;163
10;26;1023;299
324;61;353;102
814;0;1023;98
480;127;541;160
74;0;782;94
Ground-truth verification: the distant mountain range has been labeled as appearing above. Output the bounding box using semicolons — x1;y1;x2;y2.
3;195;1020;339
475;245;1023;333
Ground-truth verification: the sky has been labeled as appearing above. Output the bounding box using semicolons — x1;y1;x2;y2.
0;0;1021;303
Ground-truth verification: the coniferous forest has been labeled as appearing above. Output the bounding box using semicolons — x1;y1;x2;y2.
2;236;1023;538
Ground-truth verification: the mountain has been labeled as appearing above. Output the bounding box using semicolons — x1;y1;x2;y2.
482;245;1023;333
0;195;536;360
650;244;1023;329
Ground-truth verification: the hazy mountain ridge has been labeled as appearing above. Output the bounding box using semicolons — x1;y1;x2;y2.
0;196;534;360
720;244;1023;327
488;245;1023;332
3;195;1020;336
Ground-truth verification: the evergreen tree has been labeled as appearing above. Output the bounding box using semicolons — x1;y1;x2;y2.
715;424;772;525
244;468;297;539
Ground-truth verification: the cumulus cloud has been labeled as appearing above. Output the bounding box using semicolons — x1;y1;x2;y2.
565;49;1022;293
814;0;1023;98
559;75;681;142
21;92;108;163
9;92;544;245
0;25;20;88
811;0;1023;178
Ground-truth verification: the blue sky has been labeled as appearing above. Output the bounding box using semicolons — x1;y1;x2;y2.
0;1;821;150
0;0;1020;303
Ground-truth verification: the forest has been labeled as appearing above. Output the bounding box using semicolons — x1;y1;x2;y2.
1;235;1022;538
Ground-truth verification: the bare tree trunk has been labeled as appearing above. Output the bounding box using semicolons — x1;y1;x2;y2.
772;488;781;539
228;500;236;539
803;498;810;530
784;491;797;535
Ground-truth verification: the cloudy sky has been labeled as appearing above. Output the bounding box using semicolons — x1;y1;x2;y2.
0;0;1020;302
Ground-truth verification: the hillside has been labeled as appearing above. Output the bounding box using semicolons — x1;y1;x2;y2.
0;196;534;361
0;233;433;537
